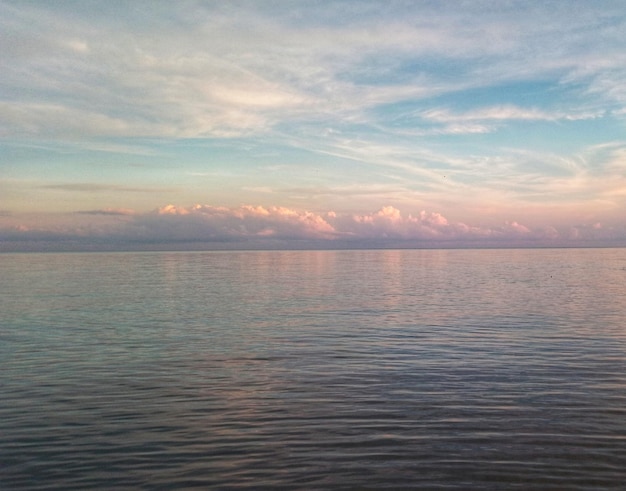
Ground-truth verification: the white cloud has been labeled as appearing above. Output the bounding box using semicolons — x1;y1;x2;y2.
3;2;623;140
419;105;601;131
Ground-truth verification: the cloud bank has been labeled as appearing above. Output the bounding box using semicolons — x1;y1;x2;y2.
2;204;623;252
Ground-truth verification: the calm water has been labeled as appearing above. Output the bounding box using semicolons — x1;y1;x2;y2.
1;248;626;489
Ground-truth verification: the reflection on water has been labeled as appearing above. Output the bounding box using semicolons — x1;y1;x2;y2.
1;249;626;489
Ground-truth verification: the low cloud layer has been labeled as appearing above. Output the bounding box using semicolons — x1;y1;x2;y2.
2;204;623;251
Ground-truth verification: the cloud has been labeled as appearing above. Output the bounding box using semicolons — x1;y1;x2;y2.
4;203;604;252
42;183;175;193
422;106;555;123
416;105;602;134
0;3;313;139
1;2;626;236
2;1;623;141
77;208;136;216
145;203;552;245
340;206;458;239
119;203;338;242
0;102;138;138
567;221;626;242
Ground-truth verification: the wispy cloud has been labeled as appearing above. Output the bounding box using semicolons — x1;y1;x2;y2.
1;1;625;242
2;1;624;141
42;183;176;193
420;105;602;127
77;208;137;216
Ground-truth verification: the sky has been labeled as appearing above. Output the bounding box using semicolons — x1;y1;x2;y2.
1;0;626;251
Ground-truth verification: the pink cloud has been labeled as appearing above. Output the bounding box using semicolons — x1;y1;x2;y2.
137;203;337;241
128;204;586;246
3;203;626;251
95;203;489;244
335;206;482;240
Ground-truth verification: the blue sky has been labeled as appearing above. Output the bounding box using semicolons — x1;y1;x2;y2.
1;1;626;250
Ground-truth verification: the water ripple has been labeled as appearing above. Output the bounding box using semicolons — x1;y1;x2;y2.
1;249;626;489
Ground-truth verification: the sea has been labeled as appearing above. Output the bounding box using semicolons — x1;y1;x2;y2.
1;248;625;490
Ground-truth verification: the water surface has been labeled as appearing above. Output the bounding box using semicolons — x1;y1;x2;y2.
1;249;626;489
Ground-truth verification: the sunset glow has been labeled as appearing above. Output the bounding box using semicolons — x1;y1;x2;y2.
1;1;625;250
